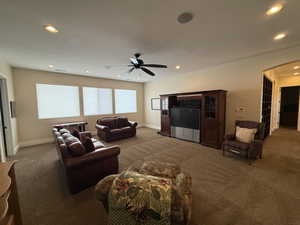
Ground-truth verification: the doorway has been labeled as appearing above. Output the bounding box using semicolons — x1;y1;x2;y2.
261;76;273;138
0;76;13;162
280;86;299;129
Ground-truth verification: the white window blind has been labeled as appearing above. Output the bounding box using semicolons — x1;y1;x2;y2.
83;87;113;115
36;84;80;119
115;89;137;113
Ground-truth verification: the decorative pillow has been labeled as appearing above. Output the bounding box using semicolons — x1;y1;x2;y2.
82;137;95;153
236;126;257;143
59;128;70;135
71;129;80;139
68;142;86;157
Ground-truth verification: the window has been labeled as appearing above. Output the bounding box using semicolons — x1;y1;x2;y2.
115;89;137;113
83;87;113;115
36;84;80;119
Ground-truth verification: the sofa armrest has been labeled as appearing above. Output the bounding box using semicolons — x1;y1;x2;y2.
128;121;138;128
224;134;235;141
65;146;120;169
95;124;110;132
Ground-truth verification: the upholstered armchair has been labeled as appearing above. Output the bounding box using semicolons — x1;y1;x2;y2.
222;120;265;164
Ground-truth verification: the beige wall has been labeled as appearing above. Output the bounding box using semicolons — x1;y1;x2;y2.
0;58;18;159
144;46;300;134
13;68;144;146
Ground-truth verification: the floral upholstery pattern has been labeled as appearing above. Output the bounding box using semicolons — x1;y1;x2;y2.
95;161;192;225
109;171;172;225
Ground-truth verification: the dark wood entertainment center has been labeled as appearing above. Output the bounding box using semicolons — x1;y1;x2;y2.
160;90;227;149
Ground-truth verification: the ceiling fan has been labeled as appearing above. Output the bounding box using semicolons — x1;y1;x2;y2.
112;53;167;76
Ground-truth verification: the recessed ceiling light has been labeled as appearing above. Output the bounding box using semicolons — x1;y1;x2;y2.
48;65;54;68
294;72;299;75
176;65;181;70
294;66;300;70
44;25;59;33
266;4;283;16
85;70;89;73
273;33;287;40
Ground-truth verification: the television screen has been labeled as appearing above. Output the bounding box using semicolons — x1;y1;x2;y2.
171;107;200;129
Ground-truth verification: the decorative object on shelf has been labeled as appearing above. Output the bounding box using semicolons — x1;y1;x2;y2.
151;98;161;110
9;101;16;118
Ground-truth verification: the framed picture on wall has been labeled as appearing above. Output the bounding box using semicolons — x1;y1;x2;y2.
151;98;160;110
10;101;16;118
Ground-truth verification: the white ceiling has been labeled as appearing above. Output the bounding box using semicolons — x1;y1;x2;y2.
1;0;300;82
271;60;300;77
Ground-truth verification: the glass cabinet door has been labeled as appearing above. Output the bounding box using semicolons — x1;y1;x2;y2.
204;95;217;119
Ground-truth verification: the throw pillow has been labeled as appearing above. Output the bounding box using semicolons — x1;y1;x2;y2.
68;142;86;157
236;126;257;143
71;129;80;139
82;137;95;153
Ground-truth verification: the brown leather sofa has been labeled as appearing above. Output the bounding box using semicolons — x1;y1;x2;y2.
53;128;120;194
96;117;138;142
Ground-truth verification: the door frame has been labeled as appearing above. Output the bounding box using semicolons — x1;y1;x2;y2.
0;73;14;161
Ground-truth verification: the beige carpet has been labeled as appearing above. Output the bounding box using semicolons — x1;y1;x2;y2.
12;128;300;225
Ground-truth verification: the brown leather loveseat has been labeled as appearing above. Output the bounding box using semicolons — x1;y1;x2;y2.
95;116;138;142
53;128;120;194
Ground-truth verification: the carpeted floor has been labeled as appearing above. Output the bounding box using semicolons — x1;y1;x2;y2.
12;128;300;225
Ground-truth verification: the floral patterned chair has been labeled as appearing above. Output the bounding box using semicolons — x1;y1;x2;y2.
95;161;192;225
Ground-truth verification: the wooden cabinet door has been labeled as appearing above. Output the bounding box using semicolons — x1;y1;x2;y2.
160;96;171;136
201;93;220;148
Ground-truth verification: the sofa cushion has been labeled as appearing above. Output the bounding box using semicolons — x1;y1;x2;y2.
236;126;257;143
57;136;65;145
62;133;73;139
111;128;123;134
120;126;132;132
59;128;70;135
117;117;129;128
68;142;86;157
225;140;249;151
93;141;105;149
82;137;95;153
64;136;80;145
100;118;117;129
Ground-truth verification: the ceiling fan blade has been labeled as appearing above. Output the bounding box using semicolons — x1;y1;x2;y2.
141;67;155;76
130;57;138;65
142;64;167;68
128;67;135;73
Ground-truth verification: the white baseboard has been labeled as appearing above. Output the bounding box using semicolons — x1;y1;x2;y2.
19;137;53;148
13;144;19;154
144;124;161;130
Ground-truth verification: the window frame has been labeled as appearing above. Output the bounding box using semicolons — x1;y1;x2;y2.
82;86;114;116
114;89;137;114
36;83;80;120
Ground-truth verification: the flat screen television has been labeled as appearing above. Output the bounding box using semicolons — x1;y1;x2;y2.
171;107;200;129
